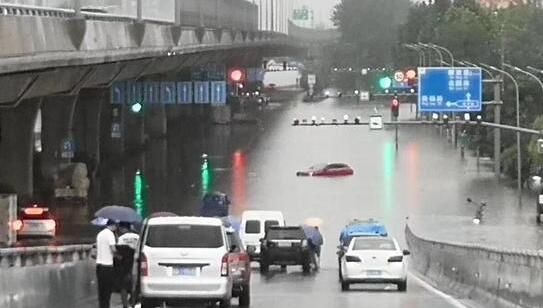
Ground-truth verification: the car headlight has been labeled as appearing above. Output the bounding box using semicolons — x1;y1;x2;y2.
301;239;308;247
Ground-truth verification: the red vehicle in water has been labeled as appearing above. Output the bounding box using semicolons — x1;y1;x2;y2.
296;163;354;177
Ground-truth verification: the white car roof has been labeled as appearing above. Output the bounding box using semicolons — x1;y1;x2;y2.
241;210;284;219
147;216;224;226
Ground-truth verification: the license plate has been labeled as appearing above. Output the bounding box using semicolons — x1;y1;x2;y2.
173;267;197;277
26;222;42;230
278;242;291;247
367;270;381;277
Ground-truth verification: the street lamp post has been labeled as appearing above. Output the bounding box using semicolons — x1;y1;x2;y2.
404;44;425;67
430;44;454;68
482;63;522;204
418;43;443;66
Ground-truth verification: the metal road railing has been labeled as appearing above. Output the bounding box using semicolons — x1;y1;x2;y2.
0;244;93;268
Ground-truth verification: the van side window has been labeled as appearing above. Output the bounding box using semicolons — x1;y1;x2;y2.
245;220;260;234
264;220;279;231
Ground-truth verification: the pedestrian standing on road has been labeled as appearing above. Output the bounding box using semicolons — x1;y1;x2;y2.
96;220;118;308
116;222;140;308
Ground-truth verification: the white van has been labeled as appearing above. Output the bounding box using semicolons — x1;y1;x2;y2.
138;216;233;308
239;210;285;260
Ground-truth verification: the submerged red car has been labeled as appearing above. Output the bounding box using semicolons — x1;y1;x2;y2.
296;163;354;177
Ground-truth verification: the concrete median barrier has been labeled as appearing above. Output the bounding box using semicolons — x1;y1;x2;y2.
0;245;95;308
406;225;543;308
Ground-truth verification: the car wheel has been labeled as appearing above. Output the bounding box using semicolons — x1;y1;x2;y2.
238;284;251;307
302;262;311;274
397;280;407;292
219;299;232;308
341;280;350;291
260;261;269;273
140;298;154;308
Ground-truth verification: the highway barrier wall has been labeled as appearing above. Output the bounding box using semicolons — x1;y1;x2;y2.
0;245;95;308
406;225;543;308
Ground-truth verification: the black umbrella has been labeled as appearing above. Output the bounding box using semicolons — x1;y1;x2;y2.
94;205;142;223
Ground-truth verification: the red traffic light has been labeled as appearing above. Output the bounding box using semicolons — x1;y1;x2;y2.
229;69;244;82
391;99;400;117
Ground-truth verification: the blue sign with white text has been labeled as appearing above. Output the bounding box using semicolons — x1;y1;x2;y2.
194;81;210;104
418;67;482;112
177;82;193;104
210;81;227;105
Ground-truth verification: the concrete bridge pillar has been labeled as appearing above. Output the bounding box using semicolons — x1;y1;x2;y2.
144;104;168;207
122;106;146;205
40;95;78;192
98;102;126;205
72;89;107;205
0;99;41;198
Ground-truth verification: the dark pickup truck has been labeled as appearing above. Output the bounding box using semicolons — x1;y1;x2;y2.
259;226;313;274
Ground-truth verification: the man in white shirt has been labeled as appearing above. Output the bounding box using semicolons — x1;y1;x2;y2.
96;220;117;308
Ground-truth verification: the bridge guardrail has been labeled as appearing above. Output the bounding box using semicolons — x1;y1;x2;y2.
0;244;93;268
0;0;258;30
406;224;543;308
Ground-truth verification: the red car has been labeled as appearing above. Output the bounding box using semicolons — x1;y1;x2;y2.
296;163;354;177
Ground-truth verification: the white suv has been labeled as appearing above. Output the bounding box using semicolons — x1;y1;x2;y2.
138;216;233;308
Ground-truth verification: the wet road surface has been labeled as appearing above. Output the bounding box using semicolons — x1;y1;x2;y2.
94;91;541;308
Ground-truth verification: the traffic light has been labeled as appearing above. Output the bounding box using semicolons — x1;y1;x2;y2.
391;97;400;118
379;76;393;90
229;68;245;83
134;170;148;219
129;98;144;114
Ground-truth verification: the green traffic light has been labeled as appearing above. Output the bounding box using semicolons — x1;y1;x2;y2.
134;170;148;218
131;102;143;113
379;77;392;89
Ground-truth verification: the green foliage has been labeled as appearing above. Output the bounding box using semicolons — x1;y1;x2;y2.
331;0;409;66
395;1;543;180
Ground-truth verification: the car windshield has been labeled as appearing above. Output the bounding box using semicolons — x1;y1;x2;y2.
264;220;279;230
245;220;260;234
267;227;306;240
352;238;396;251
309;164;327;170
145;224;223;248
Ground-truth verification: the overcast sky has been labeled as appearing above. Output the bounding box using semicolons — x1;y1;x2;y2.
296;0;339;28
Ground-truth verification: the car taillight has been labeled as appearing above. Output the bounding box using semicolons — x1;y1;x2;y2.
140;253;148;276
12;220;23;231
45;220;56;230
345;255;361;262
387;256;403;263
221;254;229;277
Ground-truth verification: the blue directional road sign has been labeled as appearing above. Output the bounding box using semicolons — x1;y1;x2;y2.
418;67;482;112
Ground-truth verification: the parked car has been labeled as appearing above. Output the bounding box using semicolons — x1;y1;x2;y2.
225;227;251;307
136;216;234;308
13;205;56;239
296;163;354;177
259;226;313;274
239;210;285;261
339;236;409;292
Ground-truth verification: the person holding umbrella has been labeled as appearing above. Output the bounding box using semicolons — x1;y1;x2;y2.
94;205;142;308
95;219;118;308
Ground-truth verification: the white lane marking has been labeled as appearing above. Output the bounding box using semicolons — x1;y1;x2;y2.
409;271;468;308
